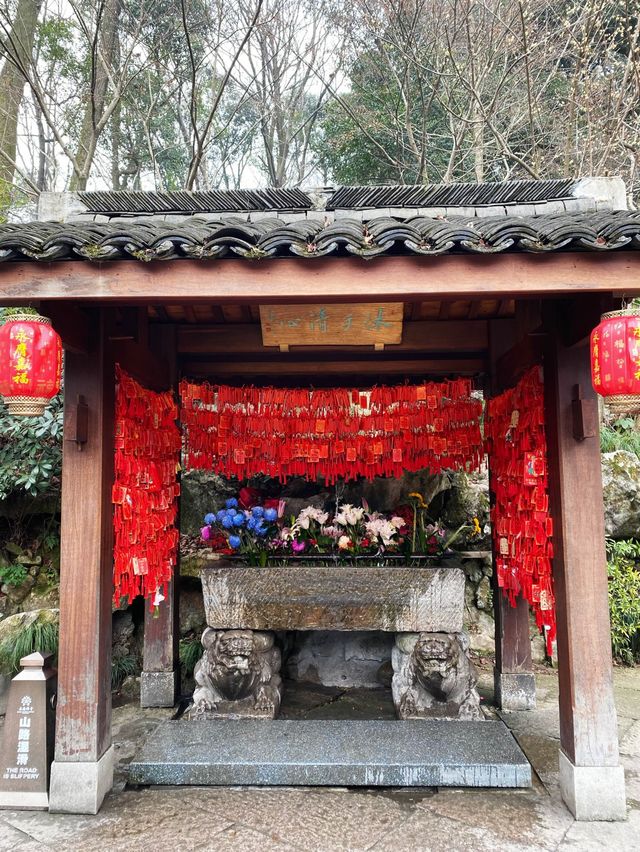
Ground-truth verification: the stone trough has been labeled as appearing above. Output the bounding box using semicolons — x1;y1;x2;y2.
200;561;465;633
193;561;482;722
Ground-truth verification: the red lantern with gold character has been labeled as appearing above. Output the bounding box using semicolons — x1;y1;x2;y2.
0;312;62;416
590;306;640;415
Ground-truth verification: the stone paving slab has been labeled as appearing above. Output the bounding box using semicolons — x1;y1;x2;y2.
1;665;639;851
128;719;531;788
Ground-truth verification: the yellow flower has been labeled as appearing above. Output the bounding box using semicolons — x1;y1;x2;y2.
472;517;481;536
408;492;428;509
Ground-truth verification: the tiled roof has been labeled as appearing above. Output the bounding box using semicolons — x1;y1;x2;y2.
326;179;577;210
79;188;314;214
1;211;639;263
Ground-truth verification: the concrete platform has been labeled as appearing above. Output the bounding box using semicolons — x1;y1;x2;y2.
128;719;531;788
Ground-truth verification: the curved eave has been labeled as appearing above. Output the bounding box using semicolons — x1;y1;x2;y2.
0;211;639;264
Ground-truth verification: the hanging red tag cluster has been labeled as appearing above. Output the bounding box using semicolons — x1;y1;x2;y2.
113;366;181;607
179;379;483;482
486;367;556;654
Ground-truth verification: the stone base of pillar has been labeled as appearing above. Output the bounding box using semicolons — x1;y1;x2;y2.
140;669;179;708
559;750;626;821
494;670;536;711
49;745;114;814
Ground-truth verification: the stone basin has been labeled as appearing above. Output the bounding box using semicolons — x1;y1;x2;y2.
200;561;465;633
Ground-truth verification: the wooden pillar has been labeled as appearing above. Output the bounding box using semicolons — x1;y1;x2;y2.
488;314;536;711
140;323;180;707
49;310;115;814
492;592;535;711
544;329;626;820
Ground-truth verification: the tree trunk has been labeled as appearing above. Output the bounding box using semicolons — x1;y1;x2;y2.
69;0;121;191
0;0;42;211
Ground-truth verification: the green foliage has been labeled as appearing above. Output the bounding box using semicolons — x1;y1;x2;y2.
607;538;640;665
111;653;139;689
0;619;59;675
0;563;28;587
0;307;39;320
0;395;63;500
315;46;451;185
179;638;203;678
600;418;640;458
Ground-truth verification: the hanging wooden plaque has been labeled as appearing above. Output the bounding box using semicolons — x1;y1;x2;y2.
259;303;403;349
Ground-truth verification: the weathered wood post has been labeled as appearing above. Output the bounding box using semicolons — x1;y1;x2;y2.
544;329;626;820
488;314;536;711
141;323;180;707
48;310;115;814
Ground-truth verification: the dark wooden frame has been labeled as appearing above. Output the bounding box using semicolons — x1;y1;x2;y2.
4;252;629;817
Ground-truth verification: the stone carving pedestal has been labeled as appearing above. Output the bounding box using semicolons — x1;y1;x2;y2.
196;562;481;722
392;632;482;720
189;628;282;720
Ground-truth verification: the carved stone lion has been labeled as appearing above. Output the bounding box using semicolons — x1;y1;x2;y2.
392;632;482;720
190;628;282;719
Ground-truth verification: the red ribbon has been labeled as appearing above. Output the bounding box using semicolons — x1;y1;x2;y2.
113;366;181;607
179;379;484;484
486;367;556;655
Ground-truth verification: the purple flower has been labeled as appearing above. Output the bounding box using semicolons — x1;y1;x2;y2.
200;525;211;541
291;539;306;553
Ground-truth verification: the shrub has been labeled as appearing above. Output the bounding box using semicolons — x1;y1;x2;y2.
0;395;63;501
0;563;28;587
0;616;59;675
179;637;203;678
600;417;640;458
111;653;139;689
607;538;640;665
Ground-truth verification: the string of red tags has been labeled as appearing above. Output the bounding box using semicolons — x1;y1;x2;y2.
486;367;556;655
179;379;483;483
113;366;181;607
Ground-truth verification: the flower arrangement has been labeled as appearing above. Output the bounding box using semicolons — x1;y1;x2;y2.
200;489;482;565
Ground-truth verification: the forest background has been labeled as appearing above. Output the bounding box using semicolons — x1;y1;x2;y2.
0;0;639;216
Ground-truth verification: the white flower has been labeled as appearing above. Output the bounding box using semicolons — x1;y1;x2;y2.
391;516;406;529
365;518;398;546
338;535;351;550
335;504;364;526
297;506;329;528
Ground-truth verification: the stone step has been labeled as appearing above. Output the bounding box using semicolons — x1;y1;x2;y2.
128;719;531;788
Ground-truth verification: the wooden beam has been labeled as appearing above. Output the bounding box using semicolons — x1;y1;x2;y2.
177;319;489;355
556;294;619;347
180;357;486;377
1;252;640;304
41;301;91;354
494;334;544;392
544;330;624;815
50;309;114;812
109;339;170;392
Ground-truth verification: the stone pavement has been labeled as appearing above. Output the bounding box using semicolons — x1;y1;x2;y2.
0;665;639;852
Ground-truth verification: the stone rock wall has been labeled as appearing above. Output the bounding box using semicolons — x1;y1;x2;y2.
601;451;640;539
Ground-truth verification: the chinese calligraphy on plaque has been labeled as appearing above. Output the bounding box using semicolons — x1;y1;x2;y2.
259;303;403;349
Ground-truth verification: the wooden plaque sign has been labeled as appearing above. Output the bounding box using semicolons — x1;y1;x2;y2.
260;303;403;349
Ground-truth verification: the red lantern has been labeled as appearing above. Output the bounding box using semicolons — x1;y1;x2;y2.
0;312;62;416
591;307;640;416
